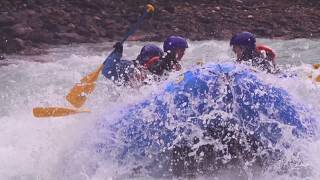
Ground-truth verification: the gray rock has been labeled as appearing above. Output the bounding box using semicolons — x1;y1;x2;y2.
11;24;33;37
27;31;54;43
0;14;16;26
55;32;87;43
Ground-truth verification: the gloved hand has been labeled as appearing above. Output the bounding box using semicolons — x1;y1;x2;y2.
113;42;123;54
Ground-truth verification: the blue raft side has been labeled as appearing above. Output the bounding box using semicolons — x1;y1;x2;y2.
100;63;316;159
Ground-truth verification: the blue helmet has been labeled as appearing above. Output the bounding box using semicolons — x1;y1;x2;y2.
163;36;188;52
230;32;256;50
137;44;163;65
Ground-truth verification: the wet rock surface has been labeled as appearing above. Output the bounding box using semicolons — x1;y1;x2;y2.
0;0;319;55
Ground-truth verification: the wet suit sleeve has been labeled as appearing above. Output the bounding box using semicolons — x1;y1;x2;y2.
103;42;123;67
102;43;138;85
102;42;123;78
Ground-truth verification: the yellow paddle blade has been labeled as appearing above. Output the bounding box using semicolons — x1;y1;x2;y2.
80;65;104;84
315;74;320;82
313;63;320;69
66;82;96;108
146;4;155;13
196;59;204;66
33;107;90;118
66;65;104;108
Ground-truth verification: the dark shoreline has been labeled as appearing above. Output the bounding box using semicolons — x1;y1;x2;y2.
0;0;319;56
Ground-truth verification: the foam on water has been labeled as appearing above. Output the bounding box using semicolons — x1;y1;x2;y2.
0;39;319;180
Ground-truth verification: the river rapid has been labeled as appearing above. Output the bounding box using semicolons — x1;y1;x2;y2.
0;39;320;180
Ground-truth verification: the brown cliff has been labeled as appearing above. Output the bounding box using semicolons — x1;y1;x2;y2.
0;0;319;55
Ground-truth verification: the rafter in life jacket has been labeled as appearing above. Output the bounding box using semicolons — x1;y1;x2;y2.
256;45;276;61
143;55;182;72
143;56;161;69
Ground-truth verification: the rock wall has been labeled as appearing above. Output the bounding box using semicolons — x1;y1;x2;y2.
0;0;319;54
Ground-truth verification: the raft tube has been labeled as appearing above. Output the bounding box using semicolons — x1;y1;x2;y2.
97;63;316;176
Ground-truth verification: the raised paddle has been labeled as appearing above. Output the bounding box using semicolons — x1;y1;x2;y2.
66;4;155;108
33;4;155;118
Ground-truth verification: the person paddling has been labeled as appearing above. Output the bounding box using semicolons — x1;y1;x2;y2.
230;31;277;73
102;43;163;86
103;35;188;86
148;35;188;75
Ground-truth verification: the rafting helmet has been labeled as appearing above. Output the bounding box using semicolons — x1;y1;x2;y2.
163;36;188;53
230;32;256;50
136;44;164;65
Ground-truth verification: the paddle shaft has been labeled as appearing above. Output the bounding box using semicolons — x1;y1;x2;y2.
34;4;155;117
66;4;154;107
120;8;151;44
102;5;153;65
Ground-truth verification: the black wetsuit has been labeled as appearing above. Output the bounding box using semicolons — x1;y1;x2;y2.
237;49;275;73
148;52;179;76
102;43;137;85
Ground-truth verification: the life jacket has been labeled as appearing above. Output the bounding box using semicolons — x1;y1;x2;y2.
102;59;137;86
256;45;276;65
143;55;182;75
143;56;161;69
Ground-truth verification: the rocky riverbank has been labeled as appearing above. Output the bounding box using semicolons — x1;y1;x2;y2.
0;0;319;55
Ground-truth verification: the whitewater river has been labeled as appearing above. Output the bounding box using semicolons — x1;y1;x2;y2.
0;39;320;180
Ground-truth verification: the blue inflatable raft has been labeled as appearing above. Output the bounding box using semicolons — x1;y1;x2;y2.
97;63;316;176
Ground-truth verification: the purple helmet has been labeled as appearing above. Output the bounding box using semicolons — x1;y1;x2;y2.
230;32;256;50
137;44;163;65
163;36;188;52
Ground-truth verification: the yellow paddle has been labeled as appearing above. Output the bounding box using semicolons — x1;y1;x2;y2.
66;64;104;108
307;63;320;83
33;107;90;118
313;64;320;82
32;4;154;118
313;63;320;69
66;4;155;108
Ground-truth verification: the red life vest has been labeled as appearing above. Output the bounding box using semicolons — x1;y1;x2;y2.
143;56;161;69
256;45;276;62
143;56;182;71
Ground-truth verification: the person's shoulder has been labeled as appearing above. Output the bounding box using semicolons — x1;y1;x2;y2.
256;45;276;61
118;59;134;66
114;59;135;69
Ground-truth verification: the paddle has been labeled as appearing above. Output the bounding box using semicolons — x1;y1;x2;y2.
311;63;320;83
313;63;320;70
33;107;90;118
33;4;155;118
66;4;155;108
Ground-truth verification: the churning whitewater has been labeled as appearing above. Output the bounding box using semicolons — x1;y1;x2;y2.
0;39;320;180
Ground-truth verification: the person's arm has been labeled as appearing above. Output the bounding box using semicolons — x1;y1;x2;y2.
102;42;124;78
103;42;123;68
256;45;278;73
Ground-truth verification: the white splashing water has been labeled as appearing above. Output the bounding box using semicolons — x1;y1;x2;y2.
0;39;320;180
